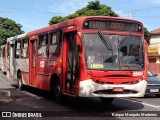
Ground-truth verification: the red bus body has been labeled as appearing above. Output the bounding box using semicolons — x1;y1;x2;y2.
5;16;148;99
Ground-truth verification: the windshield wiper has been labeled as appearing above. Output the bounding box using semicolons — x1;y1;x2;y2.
98;31;112;50
98;31;114;64
119;32;132;46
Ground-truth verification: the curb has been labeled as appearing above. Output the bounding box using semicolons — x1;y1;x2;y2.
0;90;11;98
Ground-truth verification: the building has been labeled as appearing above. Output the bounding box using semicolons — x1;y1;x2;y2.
148;28;160;73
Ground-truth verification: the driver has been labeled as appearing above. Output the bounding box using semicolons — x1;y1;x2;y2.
119;48;130;67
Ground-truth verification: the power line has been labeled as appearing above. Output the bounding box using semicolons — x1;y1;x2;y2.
123;5;160;18
122;15;160;18
0;7;67;15
126;5;160;12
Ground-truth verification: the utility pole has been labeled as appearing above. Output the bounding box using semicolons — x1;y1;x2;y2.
126;11;136;19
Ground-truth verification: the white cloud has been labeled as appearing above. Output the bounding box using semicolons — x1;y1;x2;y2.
115;10;125;16
151;0;160;4
115;10;133;18
17;17;49;32
48;0;91;16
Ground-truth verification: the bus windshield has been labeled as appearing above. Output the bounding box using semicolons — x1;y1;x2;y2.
83;33;144;70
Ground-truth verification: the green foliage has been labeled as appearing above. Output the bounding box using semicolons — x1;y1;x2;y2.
49;16;63;24
144;27;151;44
49;0;118;25
0;17;24;45
49;0;150;44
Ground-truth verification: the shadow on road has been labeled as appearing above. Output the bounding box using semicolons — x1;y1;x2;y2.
18;85;145;113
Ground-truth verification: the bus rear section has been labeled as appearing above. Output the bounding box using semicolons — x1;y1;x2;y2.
0;44;9;75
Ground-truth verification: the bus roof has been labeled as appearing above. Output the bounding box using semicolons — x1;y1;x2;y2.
26;16;143;37
7;33;27;44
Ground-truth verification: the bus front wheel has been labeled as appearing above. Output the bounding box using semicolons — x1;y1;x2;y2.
156;94;160;98
51;80;62;103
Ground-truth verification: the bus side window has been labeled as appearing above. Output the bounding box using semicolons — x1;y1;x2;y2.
15;40;21;58
37;34;48;58
49;31;62;58
21;38;29;58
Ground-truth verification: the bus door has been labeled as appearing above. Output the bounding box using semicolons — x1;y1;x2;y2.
2;45;7;73
29;38;37;86
9;43;14;80
63;27;80;94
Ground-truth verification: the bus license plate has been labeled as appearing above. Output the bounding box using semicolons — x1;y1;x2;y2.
150;89;159;93
112;87;124;92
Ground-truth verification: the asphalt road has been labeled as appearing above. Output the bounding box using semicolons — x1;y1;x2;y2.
0;71;160;120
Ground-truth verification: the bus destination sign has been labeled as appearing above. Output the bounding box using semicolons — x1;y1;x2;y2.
83;20;142;32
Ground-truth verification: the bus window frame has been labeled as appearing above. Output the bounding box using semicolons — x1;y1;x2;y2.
2;46;5;58
37;32;49;58
21;38;29;59
15;39;22;59
48;30;62;58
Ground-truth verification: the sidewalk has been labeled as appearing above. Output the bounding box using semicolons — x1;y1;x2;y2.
0;73;14;89
0;71;14;98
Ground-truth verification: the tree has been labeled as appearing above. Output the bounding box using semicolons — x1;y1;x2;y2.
144;27;151;44
49;0;118;25
49;0;150;43
0;17;24;45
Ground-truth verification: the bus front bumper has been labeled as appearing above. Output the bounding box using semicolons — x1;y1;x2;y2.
78;79;147;97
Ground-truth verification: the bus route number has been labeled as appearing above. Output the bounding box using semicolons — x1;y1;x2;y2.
111;23;124;30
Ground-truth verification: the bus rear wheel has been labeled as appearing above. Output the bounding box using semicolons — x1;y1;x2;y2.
100;97;114;104
17;72;24;90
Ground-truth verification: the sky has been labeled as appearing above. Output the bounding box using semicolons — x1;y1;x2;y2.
0;0;160;32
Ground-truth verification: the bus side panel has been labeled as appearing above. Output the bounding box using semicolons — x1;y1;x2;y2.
35;75;50;91
35;58;50;91
22;72;30;85
15;59;29;85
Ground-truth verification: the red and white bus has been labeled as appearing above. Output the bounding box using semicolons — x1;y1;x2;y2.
5;16;148;103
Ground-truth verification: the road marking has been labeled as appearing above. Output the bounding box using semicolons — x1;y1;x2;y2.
121;98;160;109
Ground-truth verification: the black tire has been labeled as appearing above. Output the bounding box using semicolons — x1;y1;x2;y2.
51;80;63;103
156;94;160;98
3;71;6;75
100;97;114;104
17;72;24;90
